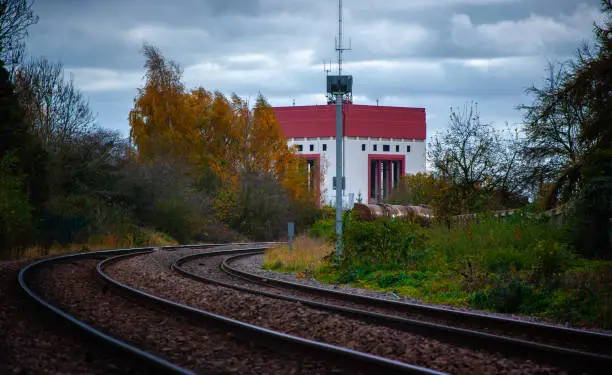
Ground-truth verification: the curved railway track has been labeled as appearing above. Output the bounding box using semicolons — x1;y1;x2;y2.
18;244;444;375
19;246;194;375
173;249;612;374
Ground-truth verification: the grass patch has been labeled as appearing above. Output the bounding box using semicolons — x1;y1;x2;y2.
264;235;333;275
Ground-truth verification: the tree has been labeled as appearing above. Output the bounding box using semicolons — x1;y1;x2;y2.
520;1;611;257
128;44;319;238
519;61;591;207
429;102;499;191
129;44;200;163
549;1;611;257
428;102;525;211
0;0;38;69
0;60;37;250
563;1;612;152
13;57;96;153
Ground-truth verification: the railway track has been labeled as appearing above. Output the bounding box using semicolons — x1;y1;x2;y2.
173;248;612;374
18;244;444;375
19;246;195;374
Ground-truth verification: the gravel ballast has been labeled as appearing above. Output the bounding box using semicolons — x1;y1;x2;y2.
30;256;346;375
107;248;565;375
0;260;148;375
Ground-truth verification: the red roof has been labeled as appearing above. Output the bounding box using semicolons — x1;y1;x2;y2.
272;103;426;140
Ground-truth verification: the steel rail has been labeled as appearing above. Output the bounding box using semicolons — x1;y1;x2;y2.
18;246;197;375
174;249;612;374
100;250;446;375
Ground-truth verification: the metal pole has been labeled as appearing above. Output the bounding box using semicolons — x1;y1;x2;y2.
335;93;343;258
338;0;343;76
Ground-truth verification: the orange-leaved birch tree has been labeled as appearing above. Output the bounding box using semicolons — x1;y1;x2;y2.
129;44;201;164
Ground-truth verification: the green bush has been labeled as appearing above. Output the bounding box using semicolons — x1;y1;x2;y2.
341;216;427;269
309;217;335;241
531;239;574;280
469;277;549;313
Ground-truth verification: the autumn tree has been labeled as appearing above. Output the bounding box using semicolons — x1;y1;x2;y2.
128;44;318;239
129;43;202;164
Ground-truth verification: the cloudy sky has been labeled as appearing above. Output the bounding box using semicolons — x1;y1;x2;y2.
24;0;605;139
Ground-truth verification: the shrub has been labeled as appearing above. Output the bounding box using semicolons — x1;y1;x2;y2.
469;277;542;313
309;217;335;241
341;215;428;269
531;239;574;281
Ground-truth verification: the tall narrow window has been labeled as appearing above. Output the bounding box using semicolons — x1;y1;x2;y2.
361;144;366;151
395;145;400;152
322;144;327;151
406;145;411;153
309;144;314;151
373;145;377;151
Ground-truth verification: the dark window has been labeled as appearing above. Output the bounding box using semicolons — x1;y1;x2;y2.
383;145;390;152
406;145;411;153
309;144;314;151
322;144;327;151
361;144;366;151
373;145;377;151
297;144;303;151
395;145;400;152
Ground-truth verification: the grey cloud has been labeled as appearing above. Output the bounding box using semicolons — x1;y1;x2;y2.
24;0;605;139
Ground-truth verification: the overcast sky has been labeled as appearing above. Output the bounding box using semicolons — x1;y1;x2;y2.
24;0;605;139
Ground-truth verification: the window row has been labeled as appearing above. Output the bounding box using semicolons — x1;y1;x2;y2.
296;144;327;152
295;143;411;153
362;144;411;153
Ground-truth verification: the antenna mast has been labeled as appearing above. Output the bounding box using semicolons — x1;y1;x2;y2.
327;0;353;260
335;0;351;76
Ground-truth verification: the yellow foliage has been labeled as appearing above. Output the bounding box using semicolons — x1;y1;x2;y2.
128;44;321;224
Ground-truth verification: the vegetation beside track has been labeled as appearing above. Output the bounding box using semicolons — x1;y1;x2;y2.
265;211;612;329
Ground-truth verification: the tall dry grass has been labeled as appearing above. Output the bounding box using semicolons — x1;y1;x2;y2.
264;235;333;274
